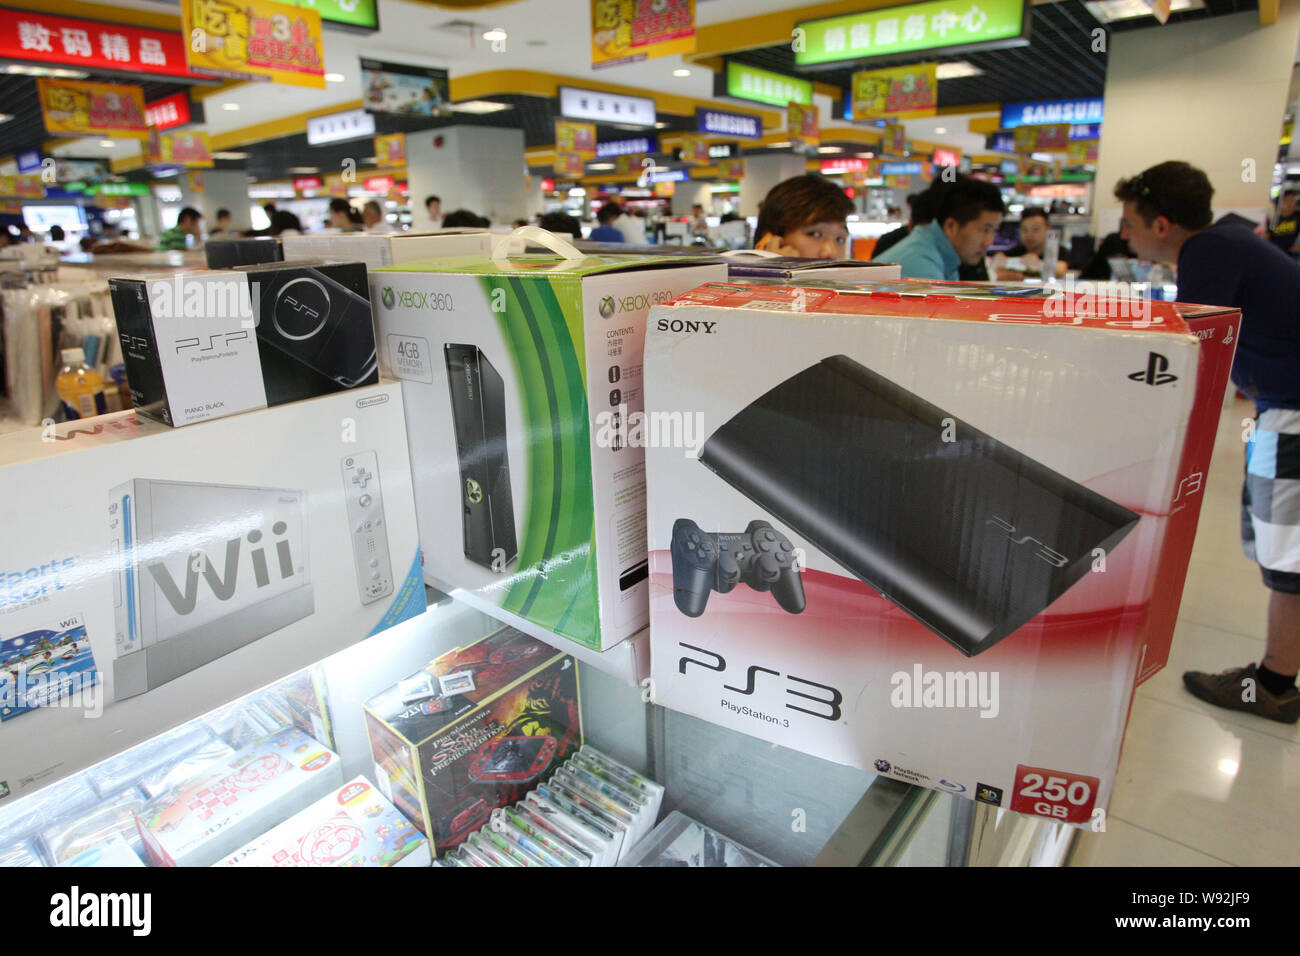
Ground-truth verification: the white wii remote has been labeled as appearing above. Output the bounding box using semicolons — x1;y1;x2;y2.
343;451;394;604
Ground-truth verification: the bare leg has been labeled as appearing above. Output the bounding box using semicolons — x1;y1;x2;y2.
1262;590;1300;676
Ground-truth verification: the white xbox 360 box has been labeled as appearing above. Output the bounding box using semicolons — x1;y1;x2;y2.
281;230;493;270
0;384;426;806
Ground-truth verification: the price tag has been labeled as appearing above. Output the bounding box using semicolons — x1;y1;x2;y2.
1009;764;1099;823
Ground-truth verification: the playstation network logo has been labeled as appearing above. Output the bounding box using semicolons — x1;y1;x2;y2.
873;759;891;773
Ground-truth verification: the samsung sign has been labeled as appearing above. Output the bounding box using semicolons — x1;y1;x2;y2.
596;137;653;158
1001;98;1104;129
697;108;761;140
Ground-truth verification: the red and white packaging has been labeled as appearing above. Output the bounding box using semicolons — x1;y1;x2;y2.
642;281;1239;822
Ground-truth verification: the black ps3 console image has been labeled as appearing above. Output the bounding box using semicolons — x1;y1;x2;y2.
670;518;805;617
444;344;518;570
698;355;1140;656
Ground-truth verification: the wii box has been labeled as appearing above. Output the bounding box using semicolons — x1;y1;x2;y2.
281;229;493;271
0;383;427;805
109;261;379;427
372;253;726;651
642;280;1236;823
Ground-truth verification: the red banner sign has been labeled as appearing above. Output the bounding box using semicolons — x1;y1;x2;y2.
293;175;323;191
364;176;394;193
146;92;191;131
0;9;198;79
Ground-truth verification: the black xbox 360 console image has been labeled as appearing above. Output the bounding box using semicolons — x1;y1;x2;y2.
670;518;805;617
699;355;1140;656
444;343;518;570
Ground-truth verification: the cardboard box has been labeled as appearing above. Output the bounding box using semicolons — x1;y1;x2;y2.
363;625;581;856
0;383;426;803
642;281;1212;823
373;253;726;650
109;261;378;427
218;775;430;867
281;229;493;270
721;254;901;282
136;728;343;867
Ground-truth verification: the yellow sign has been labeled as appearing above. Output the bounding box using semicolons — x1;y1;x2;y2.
556;121;596;159
554;151;586;177
188;170;206;192
613;153;646;175
679;136;710;166
1013;124;1070;153
0;176;47;198
183;0;326;89
788;102;819;156
852;63;938;121
152;130;214;167
374;133;406;167
592;0;695;69
718;158;745;180
36;78;149;140
1065;140;1099;164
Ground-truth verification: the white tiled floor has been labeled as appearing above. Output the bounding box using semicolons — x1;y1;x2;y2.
1070;395;1300;866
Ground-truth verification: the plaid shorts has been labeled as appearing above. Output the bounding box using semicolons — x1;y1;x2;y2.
1242;408;1300;594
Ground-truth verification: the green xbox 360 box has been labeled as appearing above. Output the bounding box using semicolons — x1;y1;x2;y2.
373;252;724;651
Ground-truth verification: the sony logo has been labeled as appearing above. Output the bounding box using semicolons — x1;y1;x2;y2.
678;642;843;721
147;521;298;615
656;318;717;334
985;516;1068;568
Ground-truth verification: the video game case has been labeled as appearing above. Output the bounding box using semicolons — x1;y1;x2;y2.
467;831;518;866
516;799;609;867
499;804;590;867
576;746;665;821
488;808;571;867
526;790;621;866
619;811;778;868
557;761;652;846
480;825;549;867
553;767;641;837
537;779;631;862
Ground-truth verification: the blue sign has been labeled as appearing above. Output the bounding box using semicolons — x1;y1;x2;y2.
596;137;654;158
1001;98;1104;129
988;132;1015;153
1000;160;1019;175
696;108;761;140
881;161;923;176
16;150;41;174
1070;123;1101;140
648;168;688;183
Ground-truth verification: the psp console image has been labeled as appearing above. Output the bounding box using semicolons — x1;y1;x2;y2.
697;355;1140;657
443;344;518;571
109;479;314;700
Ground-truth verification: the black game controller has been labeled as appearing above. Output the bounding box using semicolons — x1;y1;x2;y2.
670;518;806;617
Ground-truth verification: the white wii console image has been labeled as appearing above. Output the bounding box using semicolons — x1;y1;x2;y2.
109;478;315;700
342;451;394;605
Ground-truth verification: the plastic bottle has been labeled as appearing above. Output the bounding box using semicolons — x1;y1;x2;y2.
55;347;106;420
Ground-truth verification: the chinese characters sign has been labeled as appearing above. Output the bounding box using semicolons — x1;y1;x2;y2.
717;158;745;180
554;152;586;177
851;63;937;120
678;136;710;165
796;0;1027;66
723;62;813;107
374;133;406;167
151;130;214;167
556;121;597;158
0;10;197;79
1014;123;1070;152
788;102;819;156
183;0;326;88
146;92;192;131
36;78;149;140
0;176;46;198
591;0;694;69
559;87;656;126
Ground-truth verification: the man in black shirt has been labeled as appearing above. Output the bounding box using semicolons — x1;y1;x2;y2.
1267;189;1299;258
1115;161;1300;723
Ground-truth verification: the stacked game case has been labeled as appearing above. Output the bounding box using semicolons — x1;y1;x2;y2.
620;811;777;867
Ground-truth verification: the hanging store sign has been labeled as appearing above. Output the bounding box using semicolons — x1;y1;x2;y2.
16;150;41;174
559;87;656;127
373;133;406;167
678;136;710;165
0;9;199;79
717;158;745;179
1001;98;1103;129
591;0;695;69
788;101;819;156
36;77;149;140
556;120;597;159
285;0;379;32
596;136;654;158
360;60;451;117
795;0;1029;67
306;108;375;145
183;0;326;88
293;175;323;191
1013;123;1070;152
150;129;213;167
145;92;191;131
932;146;961;167
697;107;762;139
719;61;813;107
881;160;923;176
851;62;938;121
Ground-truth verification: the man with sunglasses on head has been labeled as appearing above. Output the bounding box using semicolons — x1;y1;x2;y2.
1114;160;1300;723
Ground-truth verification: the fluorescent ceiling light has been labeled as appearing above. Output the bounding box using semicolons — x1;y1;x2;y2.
654;121;669;129
934;127;948;134
817;146;843;153
288;166;320;174
769;141;791;148
935;61;984;80
568;187;586;197
482;27;507;42
221;102;241;111
212;151;248;160
587;162;615;170
449;100;512;114
1084;0;1203;21
3;64;89;79
650;166;671;172
325;73;345;83
672;68;691;77
0;114;13;125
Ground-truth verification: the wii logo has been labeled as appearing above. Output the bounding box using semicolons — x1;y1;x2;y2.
148;522;297;614
985;516;1068;568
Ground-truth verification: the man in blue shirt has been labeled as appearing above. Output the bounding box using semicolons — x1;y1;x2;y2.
588;201;626;243
876;177;1005;280
1115;160;1300;723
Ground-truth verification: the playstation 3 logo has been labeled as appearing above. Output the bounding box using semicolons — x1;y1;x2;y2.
1129;351;1177;386
986;516;1069;568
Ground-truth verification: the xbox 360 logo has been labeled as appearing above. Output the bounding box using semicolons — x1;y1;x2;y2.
599;295;615;318
381;287;395;309
465;478;483;504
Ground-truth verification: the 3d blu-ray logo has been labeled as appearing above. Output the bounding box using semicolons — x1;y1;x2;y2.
678;642;842;721
1129;351;1177;386
147;522;297;615
381;287;395;310
874;759;892;773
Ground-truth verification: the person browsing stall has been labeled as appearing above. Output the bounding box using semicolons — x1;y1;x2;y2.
875;176;1004;281
753;173;853;259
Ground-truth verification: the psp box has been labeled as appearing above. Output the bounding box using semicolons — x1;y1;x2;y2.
372;253;726;650
363;625;581;856
135;728;343;867
643;281;1215;823
109;261;378;427
0;383;426;804
218;775;430;867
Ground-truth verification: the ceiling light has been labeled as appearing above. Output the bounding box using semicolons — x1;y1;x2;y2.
288;166;320;174
654;121;669;129
1030;152;1053;162
221;102;241;111
935;61;984;80
449;100;513;114
934;127;948;134
212;151;248;160
568;187;586;197
650;166;671;173
587;162;615;170
482;27;507;42
817;146;843;154
769;141;791;148
1084;0;1202;20
360;156;378;164
672;68;691;77
2;64;89;79
99;140;115;148
325;73;345;83
864;152;874;158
